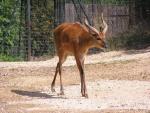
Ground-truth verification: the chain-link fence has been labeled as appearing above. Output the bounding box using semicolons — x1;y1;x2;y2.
0;0;55;61
0;0;150;61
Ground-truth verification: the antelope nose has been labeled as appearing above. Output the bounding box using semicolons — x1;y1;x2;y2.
105;44;108;48
104;42;108;48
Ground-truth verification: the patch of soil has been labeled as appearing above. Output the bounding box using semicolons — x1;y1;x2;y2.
0;48;150;113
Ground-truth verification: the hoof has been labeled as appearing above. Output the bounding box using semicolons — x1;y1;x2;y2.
82;93;88;98
51;87;56;92
57;91;64;96
60;91;64;95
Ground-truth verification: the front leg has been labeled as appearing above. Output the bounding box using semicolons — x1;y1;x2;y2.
74;54;88;98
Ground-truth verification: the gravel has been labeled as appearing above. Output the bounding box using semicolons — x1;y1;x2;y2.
0;48;150;69
8;80;150;111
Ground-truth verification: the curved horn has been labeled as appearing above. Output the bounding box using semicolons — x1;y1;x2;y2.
101;13;108;34
84;18;92;30
84;19;99;34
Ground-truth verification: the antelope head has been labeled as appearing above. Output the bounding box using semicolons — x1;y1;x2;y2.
84;13;108;49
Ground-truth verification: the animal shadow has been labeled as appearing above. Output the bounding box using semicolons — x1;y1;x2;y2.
11;89;64;99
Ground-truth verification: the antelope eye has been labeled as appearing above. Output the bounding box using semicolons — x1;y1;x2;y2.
92;33;98;37
97;38;101;40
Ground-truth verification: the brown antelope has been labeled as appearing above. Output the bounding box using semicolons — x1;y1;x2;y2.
51;14;108;98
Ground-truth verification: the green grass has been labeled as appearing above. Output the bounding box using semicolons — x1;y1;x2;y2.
0;54;23;61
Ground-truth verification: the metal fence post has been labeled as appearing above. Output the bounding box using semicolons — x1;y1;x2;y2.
27;0;31;61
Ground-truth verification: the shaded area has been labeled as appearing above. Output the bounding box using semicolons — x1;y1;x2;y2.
11;90;64;99
123;46;150;55
107;33;150;51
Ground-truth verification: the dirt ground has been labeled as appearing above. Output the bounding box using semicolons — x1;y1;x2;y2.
0;47;150;113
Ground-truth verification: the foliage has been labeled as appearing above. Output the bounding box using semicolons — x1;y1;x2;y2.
0;54;23;61
0;0;20;55
107;31;150;50
31;0;54;57
0;0;55;60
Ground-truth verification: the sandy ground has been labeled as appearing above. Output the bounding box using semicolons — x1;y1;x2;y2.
0;47;150;113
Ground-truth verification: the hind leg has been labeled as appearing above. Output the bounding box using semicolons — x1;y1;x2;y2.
51;52;67;94
51;62;59;92
58;54;67;95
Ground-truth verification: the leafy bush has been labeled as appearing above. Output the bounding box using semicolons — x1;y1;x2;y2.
0;0;20;55
0;54;23;61
107;31;150;50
